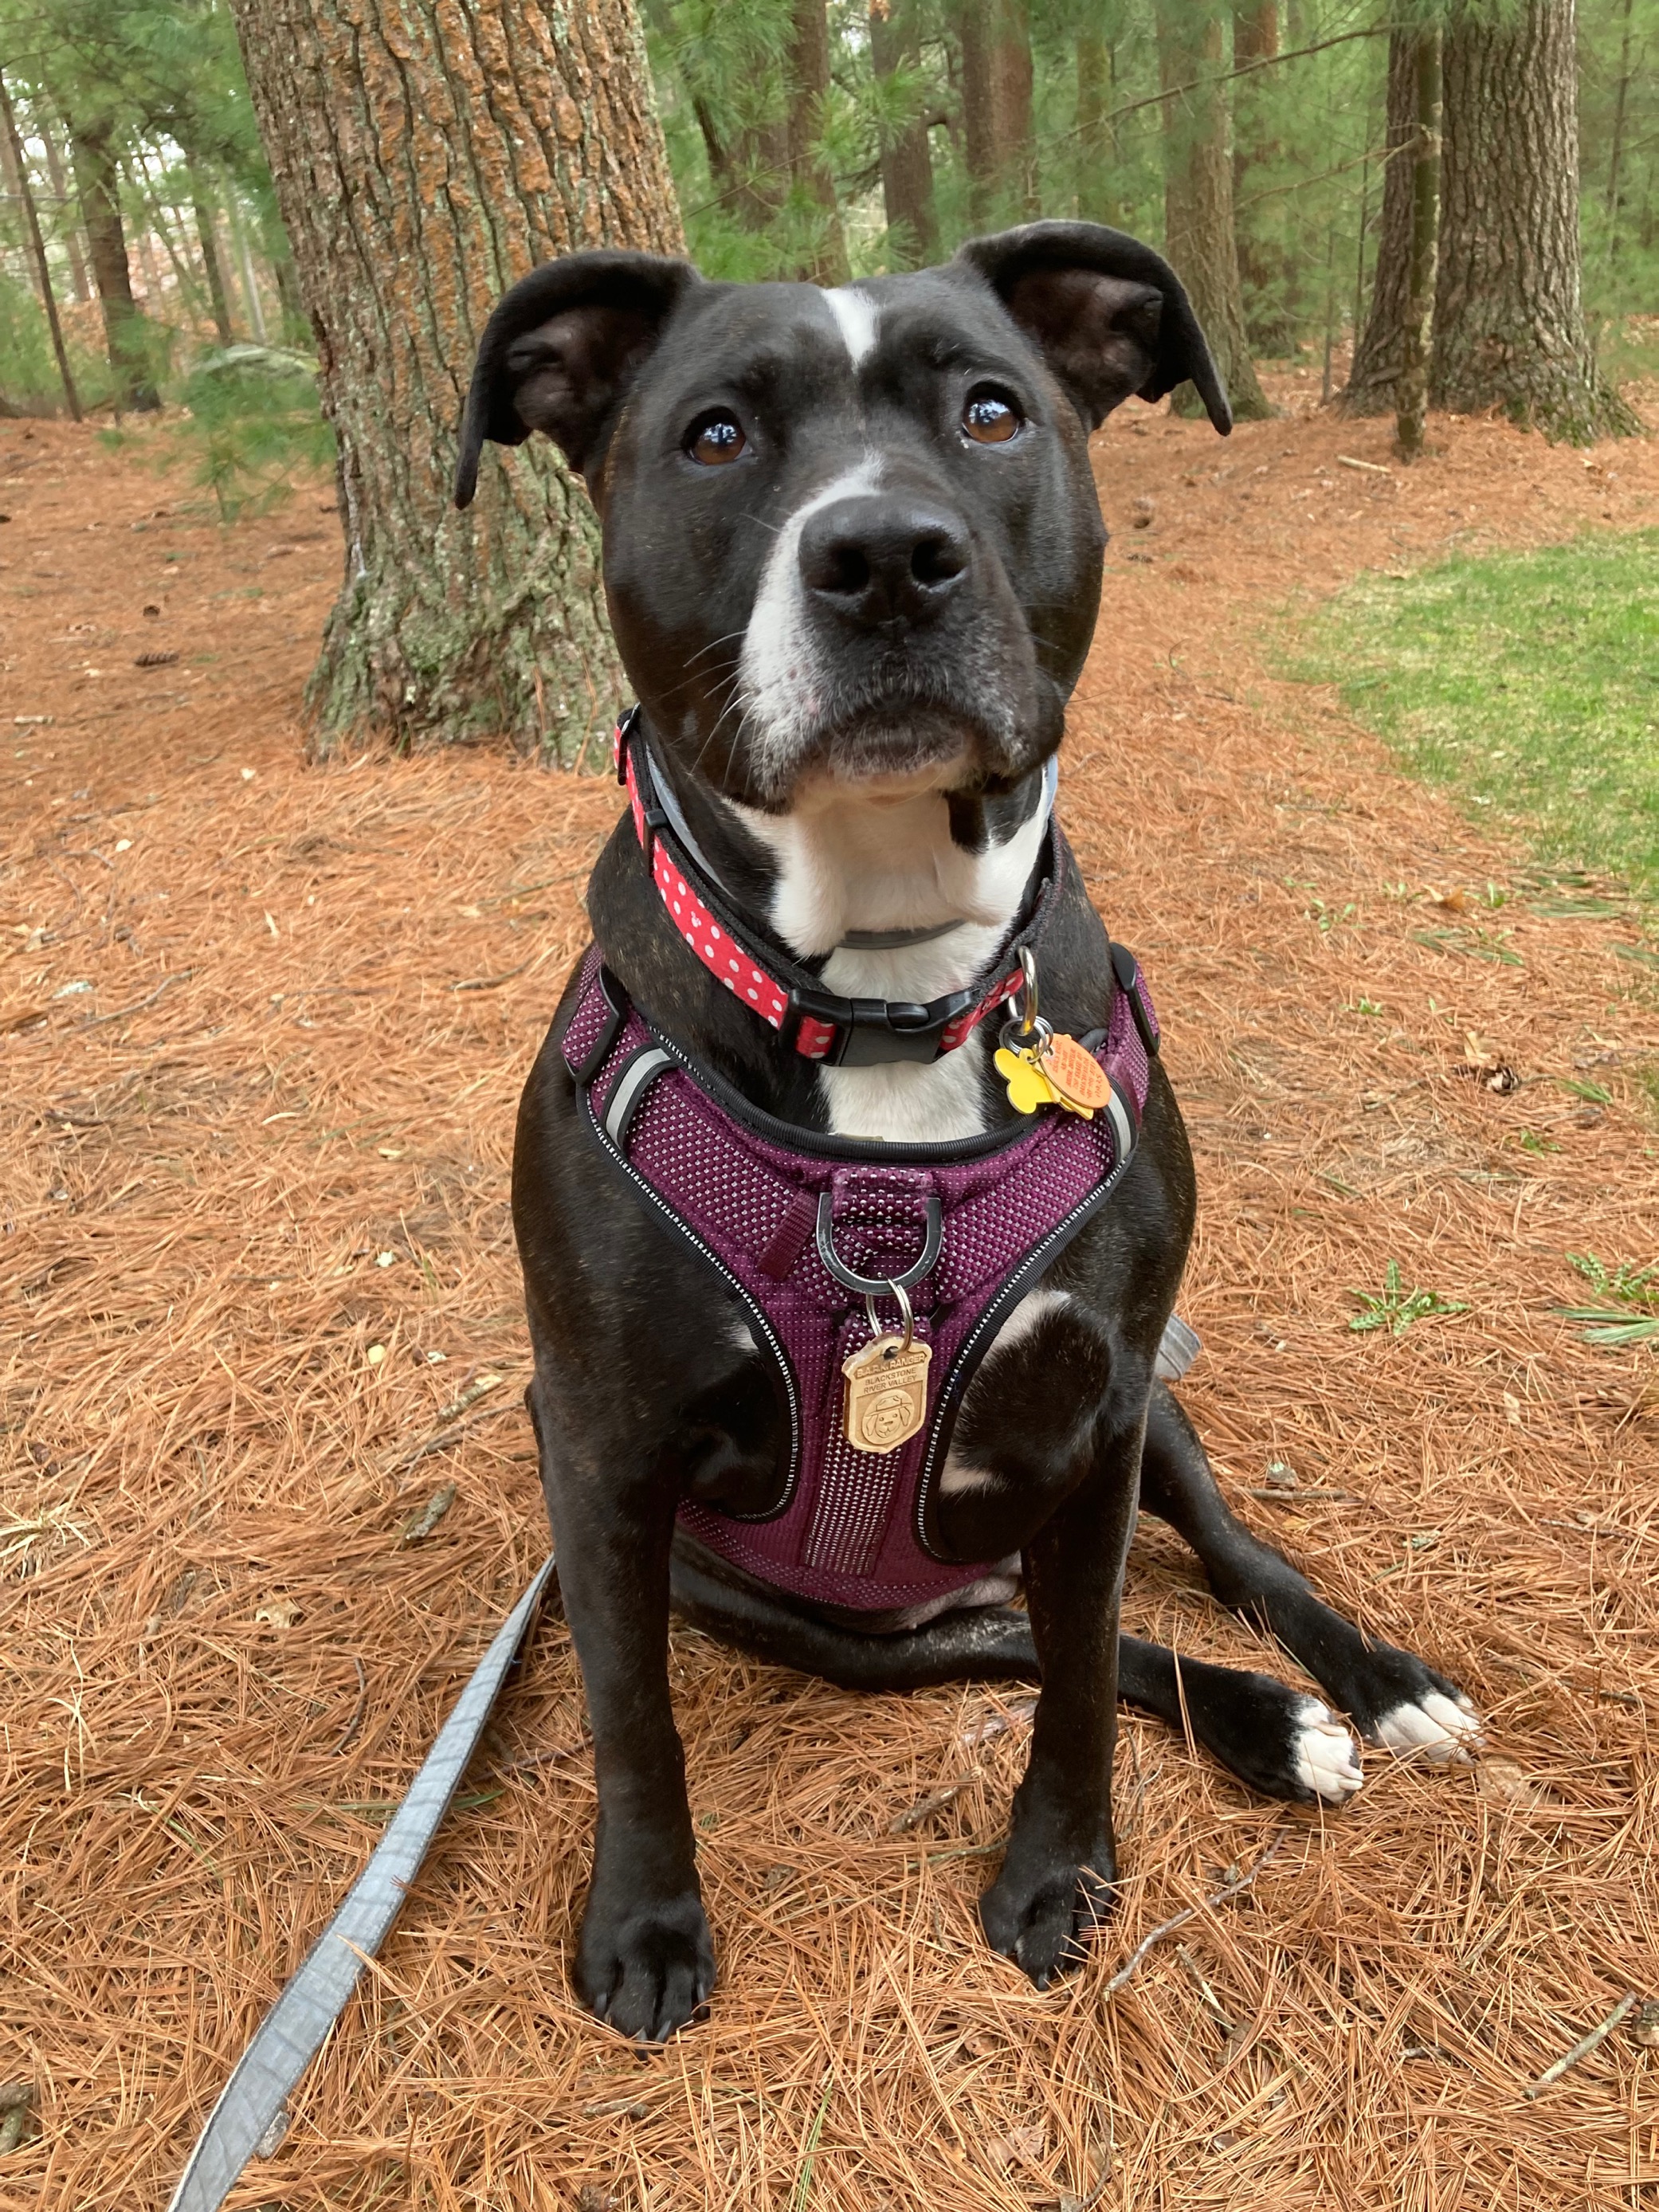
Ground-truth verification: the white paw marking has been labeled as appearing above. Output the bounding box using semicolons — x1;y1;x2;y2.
1375;1691;1484;1763
1292;1698;1364;1802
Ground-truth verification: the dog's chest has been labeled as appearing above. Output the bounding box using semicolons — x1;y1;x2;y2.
727;782;1045;1145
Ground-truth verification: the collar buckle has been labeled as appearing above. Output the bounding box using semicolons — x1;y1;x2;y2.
784;984;979;1068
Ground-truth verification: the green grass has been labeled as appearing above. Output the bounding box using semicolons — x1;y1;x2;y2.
1292;531;1659;905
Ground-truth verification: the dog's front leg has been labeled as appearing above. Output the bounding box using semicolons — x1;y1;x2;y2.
541;1433;714;2041
980;1406;1144;1990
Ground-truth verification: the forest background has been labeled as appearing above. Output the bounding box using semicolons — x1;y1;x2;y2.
2;0;1654;445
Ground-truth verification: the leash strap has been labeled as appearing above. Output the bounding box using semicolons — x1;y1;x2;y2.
165;1555;558;2212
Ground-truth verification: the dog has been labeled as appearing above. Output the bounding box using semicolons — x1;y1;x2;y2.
453;222;1481;2043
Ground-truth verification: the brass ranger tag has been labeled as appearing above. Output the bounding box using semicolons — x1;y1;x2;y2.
841;1332;932;1455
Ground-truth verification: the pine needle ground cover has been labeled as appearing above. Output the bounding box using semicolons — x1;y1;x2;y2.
1290;530;1659;906
4;392;1659;2210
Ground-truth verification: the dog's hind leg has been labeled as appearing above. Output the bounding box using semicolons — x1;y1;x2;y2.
1139;1381;1482;1761
669;1543;1360;1805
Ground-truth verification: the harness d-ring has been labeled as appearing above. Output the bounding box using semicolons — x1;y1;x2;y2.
814;1191;943;1299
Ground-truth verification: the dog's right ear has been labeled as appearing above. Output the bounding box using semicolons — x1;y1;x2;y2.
454;252;699;508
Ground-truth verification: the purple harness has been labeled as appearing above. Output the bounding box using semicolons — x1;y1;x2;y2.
562;932;1160;1618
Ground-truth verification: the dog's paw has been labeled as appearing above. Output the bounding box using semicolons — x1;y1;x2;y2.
980;1842;1117;1991
1315;1638;1483;1764
1178;1664;1363;1805
1290;1697;1366;1802
576;1888;715;2042
1375;1688;1484;1764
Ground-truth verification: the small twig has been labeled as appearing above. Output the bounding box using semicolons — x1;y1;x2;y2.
331;1655;367;1754
82;968;192;1025
888;1774;978;1834
1524;1994;1637;2097
395;1481;457;1547
384;1388;524;1473
1245;1486;1357;1503
449;961;529;994
1104;1837;1287;1998
1336;453;1393;475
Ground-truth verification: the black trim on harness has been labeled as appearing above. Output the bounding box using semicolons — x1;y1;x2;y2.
568;963;629;1085
1110;941;1159;1059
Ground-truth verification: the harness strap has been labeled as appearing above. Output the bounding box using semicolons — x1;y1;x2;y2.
614;708;1063;1069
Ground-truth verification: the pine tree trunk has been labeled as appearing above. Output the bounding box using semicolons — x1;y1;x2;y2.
1231;0;1293;352
785;0;848;282
0;69;81;418
955;0;1036;225
957;2;1000;226
1394;32;1440;458
227;0;683;759
190;187;233;342
67;116;160;413
40;117;91;304
1342;29;1422;414
1074;30;1109;221
869;0;938;266
1156;0;1272;420
1431;0;1637;441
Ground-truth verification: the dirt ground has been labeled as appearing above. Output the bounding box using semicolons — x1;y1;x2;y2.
4;376;1659;2212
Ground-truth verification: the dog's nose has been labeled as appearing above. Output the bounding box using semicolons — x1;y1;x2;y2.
798;496;969;629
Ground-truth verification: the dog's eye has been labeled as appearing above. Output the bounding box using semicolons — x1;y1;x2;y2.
963;390;1022;445
685;412;747;466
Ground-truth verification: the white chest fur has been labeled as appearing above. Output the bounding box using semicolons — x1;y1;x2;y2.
724;772;1046;1143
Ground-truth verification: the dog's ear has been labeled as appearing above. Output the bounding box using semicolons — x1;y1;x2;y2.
454;251;700;507
955;222;1231;436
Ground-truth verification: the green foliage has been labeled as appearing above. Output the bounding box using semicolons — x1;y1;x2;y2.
112;343;333;520
1292;533;1659;906
1349;1259;1469;1335
1556;1250;1659;1347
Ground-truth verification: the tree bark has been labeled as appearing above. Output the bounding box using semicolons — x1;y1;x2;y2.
0;69;81;419
1343;29;1425;414
67;115;160;413
1230;0;1293;352
39;116;91;304
1155;0;1272;420
956;0;1037;225
1073;29;1109;222
1394;32;1440;458
869;0;937;267
227;0;684;759
784;0;848;282
1431;0;1637;441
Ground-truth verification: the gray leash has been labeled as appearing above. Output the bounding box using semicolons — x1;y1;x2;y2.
166;1554;557;2212
164;1320;1198;2209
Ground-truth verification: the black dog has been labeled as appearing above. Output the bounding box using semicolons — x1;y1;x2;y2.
455;223;1479;2042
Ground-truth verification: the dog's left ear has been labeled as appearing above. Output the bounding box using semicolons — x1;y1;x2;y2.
955;221;1231;436
455;250;700;507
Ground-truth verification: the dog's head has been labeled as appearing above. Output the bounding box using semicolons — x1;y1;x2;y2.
456;224;1228;810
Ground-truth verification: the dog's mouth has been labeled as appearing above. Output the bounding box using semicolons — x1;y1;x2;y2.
743;665;1036;806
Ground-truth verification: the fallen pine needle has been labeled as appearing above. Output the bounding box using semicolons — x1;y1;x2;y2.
1524;1993;1637;2098
1103;1836;1287;1998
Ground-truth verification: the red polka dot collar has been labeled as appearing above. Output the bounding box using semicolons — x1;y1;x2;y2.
613;708;1063;1070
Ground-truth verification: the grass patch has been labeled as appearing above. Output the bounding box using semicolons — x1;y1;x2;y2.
1292;531;1659;904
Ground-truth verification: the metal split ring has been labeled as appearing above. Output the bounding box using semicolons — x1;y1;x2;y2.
863;1278;915;1354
